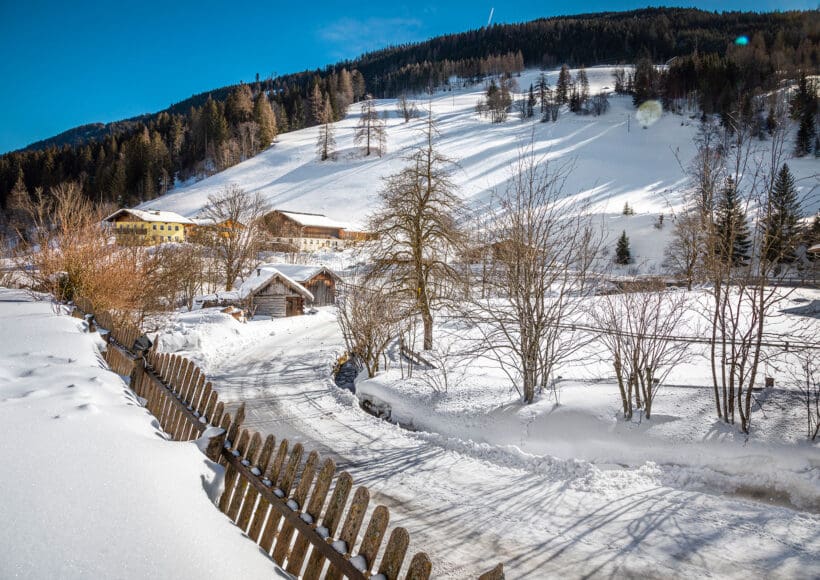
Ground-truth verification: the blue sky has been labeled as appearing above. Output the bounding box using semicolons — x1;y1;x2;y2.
0;1;814;153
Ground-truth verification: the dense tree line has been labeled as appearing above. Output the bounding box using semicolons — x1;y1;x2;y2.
1;7;817;222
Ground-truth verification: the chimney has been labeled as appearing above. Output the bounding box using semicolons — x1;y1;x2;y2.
257;268;261;276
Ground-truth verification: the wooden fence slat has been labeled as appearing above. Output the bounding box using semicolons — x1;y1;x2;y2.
285;458;336;576
239;434;276;535
356;505;390;576
378;527;410;580
269;439;290;485
181;373;205;441
259;442;303;554
211;401;225;431
220;403;246;467
249;438;289;544
201;385;217;425
272;450;320;565
302;471;354;578
404;552;432;580
219;428;250;513
324;485;370;580
167;359;191;438
173;365;197;440
227;432;263;521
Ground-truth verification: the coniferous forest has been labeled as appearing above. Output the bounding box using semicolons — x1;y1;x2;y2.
0;7;817;218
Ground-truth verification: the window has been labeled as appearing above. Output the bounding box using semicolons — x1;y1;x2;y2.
152;224;156;230
175;225;179;231
160;225;165;230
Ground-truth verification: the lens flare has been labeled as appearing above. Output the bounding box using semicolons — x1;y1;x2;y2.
636;100;662;128
735;36;749;46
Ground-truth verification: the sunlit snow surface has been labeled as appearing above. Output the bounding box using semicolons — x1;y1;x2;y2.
142;66;819;272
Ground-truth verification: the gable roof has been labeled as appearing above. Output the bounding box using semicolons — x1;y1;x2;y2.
104;208;194;225
256;263;342;283
276;210;350;230
238;266;314;301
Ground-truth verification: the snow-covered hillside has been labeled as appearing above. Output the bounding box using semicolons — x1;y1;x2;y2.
142;66;818;269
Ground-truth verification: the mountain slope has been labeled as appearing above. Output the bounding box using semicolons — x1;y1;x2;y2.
143;66;819;267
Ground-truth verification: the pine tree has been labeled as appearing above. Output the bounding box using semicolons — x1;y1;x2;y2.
615;231;631;265
762;163;802;266
317;95;336;161
253;94;277;149
556;64;571;105
715;177;751;267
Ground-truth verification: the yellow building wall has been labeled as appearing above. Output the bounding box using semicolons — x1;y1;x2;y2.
114;221;187;244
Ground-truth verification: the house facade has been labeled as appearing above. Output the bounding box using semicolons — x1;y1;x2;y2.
261;210;366;252
104;209;193;245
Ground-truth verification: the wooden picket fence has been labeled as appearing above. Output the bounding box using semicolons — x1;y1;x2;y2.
74;297;505;580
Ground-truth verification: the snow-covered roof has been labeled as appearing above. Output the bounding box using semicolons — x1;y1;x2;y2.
277;210;350;230
238;266;314;301
104;208;194;225
256;263;341;283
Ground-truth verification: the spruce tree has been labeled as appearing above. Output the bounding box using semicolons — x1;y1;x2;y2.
763;163;801;265
715;177;751;267
615;231;631;265
796;111;816;157
556;65;571;106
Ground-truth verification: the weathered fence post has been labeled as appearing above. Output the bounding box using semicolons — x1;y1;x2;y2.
204;428;227;462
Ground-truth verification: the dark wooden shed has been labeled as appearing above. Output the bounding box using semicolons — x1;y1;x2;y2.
239;267;314;318
255;264;342;307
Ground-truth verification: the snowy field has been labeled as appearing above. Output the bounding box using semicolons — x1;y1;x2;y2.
0;290;286;579
155;299;820;579
142;66;819;271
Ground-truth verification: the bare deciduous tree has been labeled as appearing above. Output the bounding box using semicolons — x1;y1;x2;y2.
695;109;809;433
367;111;463;350
465;153;601;404
337;283;405;378
199;183;269;290
663;209;704;290
592;281;692;419
355;95;387;156
396;94;420;123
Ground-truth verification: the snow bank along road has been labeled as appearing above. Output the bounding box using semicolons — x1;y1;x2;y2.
166;310;820;579
0;290;287;580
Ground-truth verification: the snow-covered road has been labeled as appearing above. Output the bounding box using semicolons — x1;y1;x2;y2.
166;309;820;579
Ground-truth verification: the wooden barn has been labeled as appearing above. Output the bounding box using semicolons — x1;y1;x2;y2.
258;263;342;306
239;267;314;318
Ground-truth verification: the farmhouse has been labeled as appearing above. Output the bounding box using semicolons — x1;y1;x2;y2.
261;210;366;252
104;208;193;245
239;266;314;318
255;263;342;306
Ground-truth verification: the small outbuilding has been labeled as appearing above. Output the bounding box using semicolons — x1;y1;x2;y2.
256;263;342;306
239;267;314;318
